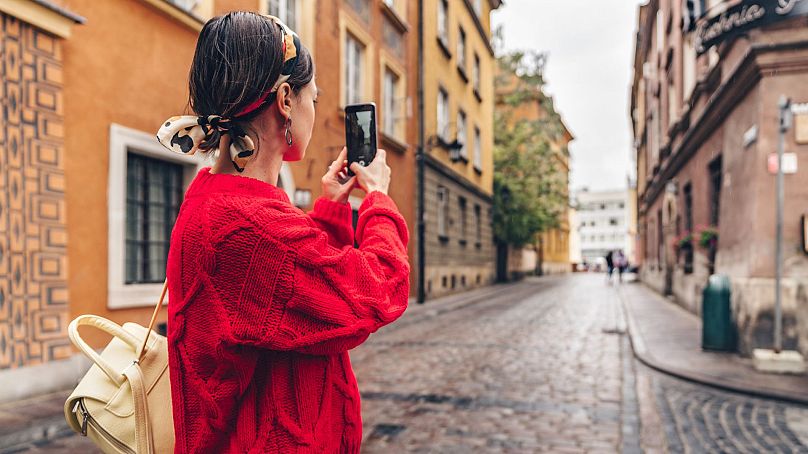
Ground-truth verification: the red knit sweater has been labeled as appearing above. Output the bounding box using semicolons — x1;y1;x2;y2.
166;167;410;453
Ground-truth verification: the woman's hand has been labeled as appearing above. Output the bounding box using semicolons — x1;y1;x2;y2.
321;147;356;204
350;149;390;195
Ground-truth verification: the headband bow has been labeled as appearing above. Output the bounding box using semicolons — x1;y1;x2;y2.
155;14;301;173
156;115;255;172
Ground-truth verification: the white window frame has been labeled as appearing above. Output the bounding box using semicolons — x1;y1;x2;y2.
107;124;206;309
344;32;365;106
457;26;466;72
473;126;482;171
438;87;449;140
437;186;448;237
382;67;401;138
473;53;481;93
267;0;299;30
437;0;448;45
457;109;467;159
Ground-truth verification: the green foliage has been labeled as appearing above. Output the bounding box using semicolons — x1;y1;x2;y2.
493;51;568;247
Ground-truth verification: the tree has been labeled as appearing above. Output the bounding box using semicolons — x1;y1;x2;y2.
493;51;568;249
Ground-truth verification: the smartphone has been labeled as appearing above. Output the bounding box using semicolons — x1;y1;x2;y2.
344;103;377;176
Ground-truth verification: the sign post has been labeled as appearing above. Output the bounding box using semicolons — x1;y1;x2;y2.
775;96;791;353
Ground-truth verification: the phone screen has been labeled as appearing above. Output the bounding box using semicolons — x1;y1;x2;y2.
345;104;377;176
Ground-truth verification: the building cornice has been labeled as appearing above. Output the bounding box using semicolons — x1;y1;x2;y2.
0;0;84;38
425;153;493;202
640;38;808;210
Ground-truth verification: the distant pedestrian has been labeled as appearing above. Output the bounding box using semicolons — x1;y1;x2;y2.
605;250;614;284
614;250;627;283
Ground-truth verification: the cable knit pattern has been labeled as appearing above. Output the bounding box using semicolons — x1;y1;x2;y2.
166;167;410;453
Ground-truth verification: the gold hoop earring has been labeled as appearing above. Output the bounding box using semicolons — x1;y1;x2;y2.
285;118;293;146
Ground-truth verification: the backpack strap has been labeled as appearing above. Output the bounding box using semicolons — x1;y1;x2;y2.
138;280;168;363
122;361;154;454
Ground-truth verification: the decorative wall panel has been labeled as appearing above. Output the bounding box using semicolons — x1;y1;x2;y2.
0;13;70;369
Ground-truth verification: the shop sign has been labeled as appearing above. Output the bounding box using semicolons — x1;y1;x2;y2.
696;0;808;55
768;152;798;174
792;103;808;144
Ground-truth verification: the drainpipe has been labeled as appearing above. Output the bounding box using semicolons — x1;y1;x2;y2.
416;0;426;303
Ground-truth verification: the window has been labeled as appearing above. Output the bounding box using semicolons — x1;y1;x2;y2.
683;182;693;274
344;33;365;105
108;124;205;309
268;0;298;30
458;196;467;244
383;0;395;7
437;0;448;46
709;156;722;226
383;68;400;138
473;0;482;16
438;87;449;140
609;218;618;226
683;183;693;232
170;0;200;13
457;27;466;73
473;53;481;94
457;110;467;159
125;153;183;284
473;126;482;171
474;204;482;247
437;186;448;238
657;209;663;265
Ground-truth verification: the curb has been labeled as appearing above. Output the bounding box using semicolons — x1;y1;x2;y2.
617;286;808;407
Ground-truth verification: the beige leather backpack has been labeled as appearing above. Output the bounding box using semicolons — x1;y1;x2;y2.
64;281;174;454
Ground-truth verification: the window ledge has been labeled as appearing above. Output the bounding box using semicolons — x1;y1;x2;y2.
457;65;469;83
437;37;452;59
380;1;409;33
380;131;409;154
141;0;205;32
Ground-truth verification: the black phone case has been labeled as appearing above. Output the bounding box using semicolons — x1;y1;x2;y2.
345;103;377;177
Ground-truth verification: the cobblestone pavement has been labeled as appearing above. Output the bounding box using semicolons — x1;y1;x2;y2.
8;274;808;453
353;274;808;453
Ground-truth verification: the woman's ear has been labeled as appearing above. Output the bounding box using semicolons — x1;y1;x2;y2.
274;82;294;121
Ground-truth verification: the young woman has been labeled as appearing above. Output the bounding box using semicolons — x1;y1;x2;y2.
157;12;410;453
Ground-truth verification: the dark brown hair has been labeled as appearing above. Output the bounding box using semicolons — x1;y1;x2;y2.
188;11;314;149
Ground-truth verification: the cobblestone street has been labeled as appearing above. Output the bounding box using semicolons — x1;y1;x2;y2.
7;274;808;453
353;274;808;453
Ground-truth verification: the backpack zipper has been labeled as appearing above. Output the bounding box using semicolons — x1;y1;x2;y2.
73;398;136;454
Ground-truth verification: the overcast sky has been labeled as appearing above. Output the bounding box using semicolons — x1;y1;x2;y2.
492;0;644;192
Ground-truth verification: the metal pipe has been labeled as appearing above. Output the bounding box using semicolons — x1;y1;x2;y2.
416;0;426;304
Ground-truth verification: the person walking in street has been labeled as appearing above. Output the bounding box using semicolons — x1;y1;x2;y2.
157;12;410;453
604;250;614;284
614;249;627;283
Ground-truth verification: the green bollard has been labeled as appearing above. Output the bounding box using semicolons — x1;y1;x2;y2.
702;275;737;351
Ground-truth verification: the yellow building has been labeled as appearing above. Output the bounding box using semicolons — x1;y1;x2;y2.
419;0;500;298
494;59;573;276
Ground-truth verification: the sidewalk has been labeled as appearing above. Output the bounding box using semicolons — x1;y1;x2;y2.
619;281;808;405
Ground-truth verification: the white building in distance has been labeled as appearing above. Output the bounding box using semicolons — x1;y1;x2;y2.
575;189;633;266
